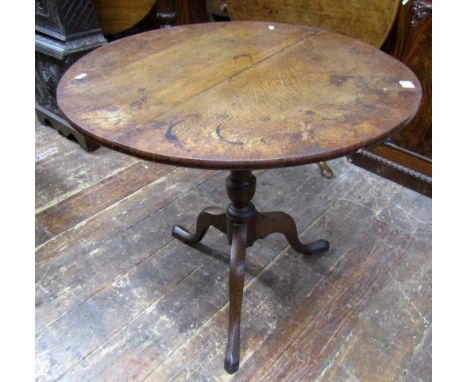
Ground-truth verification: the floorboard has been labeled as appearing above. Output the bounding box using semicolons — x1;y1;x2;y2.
35;121;431;382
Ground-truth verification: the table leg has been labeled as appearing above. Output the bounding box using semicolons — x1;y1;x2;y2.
254;211;329;255
172;207;227;244
172;169;329;373
224;223;248;374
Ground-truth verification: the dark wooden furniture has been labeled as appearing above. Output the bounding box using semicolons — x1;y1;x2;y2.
175;0;209;25
349;0;432;197
156;0;209;26
35;0;107;151
57;22;421;373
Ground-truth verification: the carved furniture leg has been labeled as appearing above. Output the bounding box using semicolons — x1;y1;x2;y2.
172;207;226;244
224;223;248;373
255;212;330;255
36;105;100;152
172;170;329;373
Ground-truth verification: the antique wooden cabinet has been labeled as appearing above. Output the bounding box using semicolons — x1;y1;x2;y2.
35;0;107;151
348;0;432;197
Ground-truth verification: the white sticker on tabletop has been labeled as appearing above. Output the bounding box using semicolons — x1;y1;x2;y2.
399;80;415;89
75;73;87;80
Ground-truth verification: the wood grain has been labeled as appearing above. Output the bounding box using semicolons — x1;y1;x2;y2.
57;22;421;170
228;0;400;47
94;0;157;35
318;238;431;381
36;161;175;244
35;169;215;334
35;120;135;212
175;0;209;25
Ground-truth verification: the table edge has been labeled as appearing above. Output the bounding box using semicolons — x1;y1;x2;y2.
58;107;419;170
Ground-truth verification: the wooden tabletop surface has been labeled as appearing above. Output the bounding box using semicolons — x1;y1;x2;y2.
57;21;422;170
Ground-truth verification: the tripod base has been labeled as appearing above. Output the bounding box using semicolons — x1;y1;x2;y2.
172;170;329;373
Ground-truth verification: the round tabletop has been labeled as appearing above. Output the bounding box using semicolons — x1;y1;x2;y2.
57;21;421;170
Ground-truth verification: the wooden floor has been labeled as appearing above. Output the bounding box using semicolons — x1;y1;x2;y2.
35;120;432;382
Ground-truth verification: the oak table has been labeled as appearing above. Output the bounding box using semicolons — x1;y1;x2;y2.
57;21;421;373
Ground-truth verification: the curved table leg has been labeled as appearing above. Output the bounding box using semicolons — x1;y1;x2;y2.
224;223;248;374
172;207;227;244
254;211;329;255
